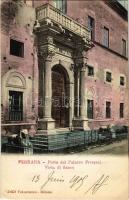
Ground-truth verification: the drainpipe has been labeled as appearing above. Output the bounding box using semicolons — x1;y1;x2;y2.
31;49;35;112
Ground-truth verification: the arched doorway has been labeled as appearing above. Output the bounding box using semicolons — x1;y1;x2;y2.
52;65;70;128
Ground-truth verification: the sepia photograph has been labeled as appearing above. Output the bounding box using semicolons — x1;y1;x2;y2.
0;0;128;199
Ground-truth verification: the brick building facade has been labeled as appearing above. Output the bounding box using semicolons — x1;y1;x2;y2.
1;0;128;135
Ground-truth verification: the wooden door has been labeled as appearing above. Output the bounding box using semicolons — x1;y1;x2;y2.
52;67;69;128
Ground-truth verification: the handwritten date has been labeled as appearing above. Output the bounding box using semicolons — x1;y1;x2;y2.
32;171;110;195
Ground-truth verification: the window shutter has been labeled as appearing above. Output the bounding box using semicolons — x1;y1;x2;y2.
103;27;109;47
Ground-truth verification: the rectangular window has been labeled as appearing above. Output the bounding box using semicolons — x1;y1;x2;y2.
106;71;112;82
122;39;126;56
10;39;24;58
9;91;23;121
54;0;67;13
87;66;94;76
87;99;94;119
120;76;125;86
88;16;95;40
120;103;124;118
106;101;111;118
103;27;109;48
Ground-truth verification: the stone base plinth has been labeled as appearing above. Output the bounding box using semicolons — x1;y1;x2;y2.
72;118;90;130
37;127;71;135
38;118;55;131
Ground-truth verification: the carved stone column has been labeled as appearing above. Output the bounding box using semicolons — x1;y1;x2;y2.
80;65;87;118
38;52;55;131
43;55;52;118
73;47;90;130
69;81;74;129
74;68;80;118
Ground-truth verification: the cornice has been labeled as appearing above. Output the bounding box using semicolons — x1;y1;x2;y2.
105;0;128;21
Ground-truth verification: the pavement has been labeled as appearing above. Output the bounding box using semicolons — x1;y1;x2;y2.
77;139;128;155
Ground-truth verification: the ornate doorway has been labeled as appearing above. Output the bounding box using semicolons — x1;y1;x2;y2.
52;65;69;128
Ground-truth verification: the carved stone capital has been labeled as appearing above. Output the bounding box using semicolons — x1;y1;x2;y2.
74;41;88;68
45;51;55;61
74;49;88;60
37;34;54;46
73;60;88;73
38;50;55;62
38;43;55;61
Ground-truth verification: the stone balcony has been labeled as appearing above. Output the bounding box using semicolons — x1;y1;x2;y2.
36;3;91;41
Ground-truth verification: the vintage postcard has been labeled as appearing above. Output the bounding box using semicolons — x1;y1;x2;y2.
0;0;128;199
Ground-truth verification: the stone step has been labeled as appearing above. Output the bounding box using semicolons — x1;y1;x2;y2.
30;130;100;152
33;143;48;147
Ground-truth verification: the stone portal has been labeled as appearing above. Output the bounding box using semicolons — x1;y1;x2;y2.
35;3;93;133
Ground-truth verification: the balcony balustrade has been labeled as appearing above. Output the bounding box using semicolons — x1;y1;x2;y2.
36;3;91;41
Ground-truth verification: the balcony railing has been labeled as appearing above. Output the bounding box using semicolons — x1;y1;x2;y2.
36;3;91;40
